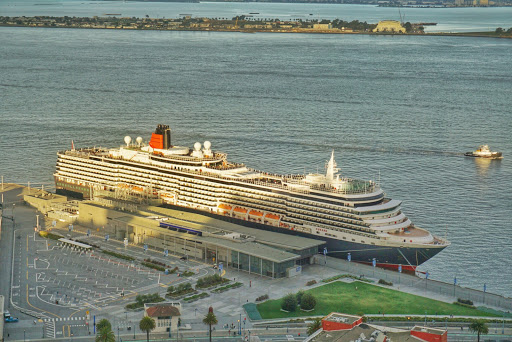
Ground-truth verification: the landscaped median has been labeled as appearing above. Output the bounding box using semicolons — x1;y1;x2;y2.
211;282;243;293
254;281;499;320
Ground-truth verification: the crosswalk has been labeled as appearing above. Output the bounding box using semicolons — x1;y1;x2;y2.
44;319;55;339
43;316;87;322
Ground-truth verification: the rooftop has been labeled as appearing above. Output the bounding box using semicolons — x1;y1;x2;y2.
144;303;181;317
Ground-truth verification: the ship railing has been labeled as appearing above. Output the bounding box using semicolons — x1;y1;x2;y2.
151;152;227;163
63;150;377;195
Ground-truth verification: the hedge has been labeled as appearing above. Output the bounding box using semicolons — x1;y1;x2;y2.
101;250;135;261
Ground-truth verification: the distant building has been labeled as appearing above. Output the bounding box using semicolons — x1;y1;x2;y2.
144;302;181;334
313;23;333;30
373;20;406;33
305;313;448;342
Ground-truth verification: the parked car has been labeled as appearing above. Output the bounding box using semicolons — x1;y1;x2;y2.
5;316;19;323
179;256;188;260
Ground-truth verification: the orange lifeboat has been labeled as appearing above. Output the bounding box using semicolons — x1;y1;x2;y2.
233;207;248;214
265;213;280;221
249;210;264;217
218;204;232;211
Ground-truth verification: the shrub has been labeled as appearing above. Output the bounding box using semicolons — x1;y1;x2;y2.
141;262;165;272
378;279;393;286
458;298;474;306
454;301;476;309
195;273;228;288
296;290;305;305
306;280;317;286
126;293;164;310
281;294;297;312
256;294;269;302
300;293;316;310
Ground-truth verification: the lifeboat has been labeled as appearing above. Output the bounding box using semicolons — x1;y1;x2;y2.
265;213;280;221
249;210;264;217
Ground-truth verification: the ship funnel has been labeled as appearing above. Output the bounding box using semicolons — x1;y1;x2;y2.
124;136;132;147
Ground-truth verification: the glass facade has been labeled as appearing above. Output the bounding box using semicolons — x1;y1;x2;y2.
229;251;295;278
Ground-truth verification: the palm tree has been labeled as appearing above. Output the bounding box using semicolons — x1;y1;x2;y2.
469;320;489;342
95;327;115;342
202;307;218;342
307;317;322;335
139;316;156;342
96;319;112;332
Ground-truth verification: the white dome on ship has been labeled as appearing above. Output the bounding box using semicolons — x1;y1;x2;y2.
136;136;143;146
204;141;211;150
194;142;201;151
124;136;132;146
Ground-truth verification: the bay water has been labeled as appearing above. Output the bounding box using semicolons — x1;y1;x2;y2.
1;11;511;297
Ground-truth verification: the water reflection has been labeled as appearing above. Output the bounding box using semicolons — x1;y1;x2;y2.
473;157;501;177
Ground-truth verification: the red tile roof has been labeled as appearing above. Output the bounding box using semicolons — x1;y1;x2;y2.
146;304;181;318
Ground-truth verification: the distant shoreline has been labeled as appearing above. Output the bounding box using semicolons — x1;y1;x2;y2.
1;16;511;39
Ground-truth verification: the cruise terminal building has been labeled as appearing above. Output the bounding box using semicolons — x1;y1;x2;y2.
74;197;324;279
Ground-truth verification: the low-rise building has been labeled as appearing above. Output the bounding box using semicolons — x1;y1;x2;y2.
313;23;333;30
144;302;181;334
373;20;406;33
306;313;447;342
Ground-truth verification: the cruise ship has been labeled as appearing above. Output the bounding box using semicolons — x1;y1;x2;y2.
54;124;449;271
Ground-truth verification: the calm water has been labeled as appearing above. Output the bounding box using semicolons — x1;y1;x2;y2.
2;0;512;32
1;25;511;297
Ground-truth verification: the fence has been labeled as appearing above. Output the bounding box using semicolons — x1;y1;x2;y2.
314;255;512;312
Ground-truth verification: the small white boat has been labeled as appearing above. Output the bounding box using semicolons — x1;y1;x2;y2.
464;145;503;159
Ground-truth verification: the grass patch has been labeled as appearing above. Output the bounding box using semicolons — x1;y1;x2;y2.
39;231;64;240
256;281;498;320
211;282;243;293
183;292;209;302
181;270;195;277
102;250;135;261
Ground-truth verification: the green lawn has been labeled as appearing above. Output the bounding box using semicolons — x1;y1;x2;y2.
257;281;497;319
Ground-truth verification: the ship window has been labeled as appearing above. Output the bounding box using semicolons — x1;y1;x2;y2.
352;239;355;242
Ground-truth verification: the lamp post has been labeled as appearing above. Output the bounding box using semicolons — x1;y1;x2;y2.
238;313;242;335
347;252;351;273
133;323;135;339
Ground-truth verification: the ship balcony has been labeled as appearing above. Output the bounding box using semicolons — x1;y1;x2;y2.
370;219;412;232
364;213;406;225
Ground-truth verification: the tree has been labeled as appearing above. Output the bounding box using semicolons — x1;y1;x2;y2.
203;307;218;342
469;320;489;342
281;293;297;312
300;293;317;310
95;327;115;342
139;316;156;342
307;317;322;335
495;27;504;34
296;290;305;305
96;319;112;332
404;22;412;33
